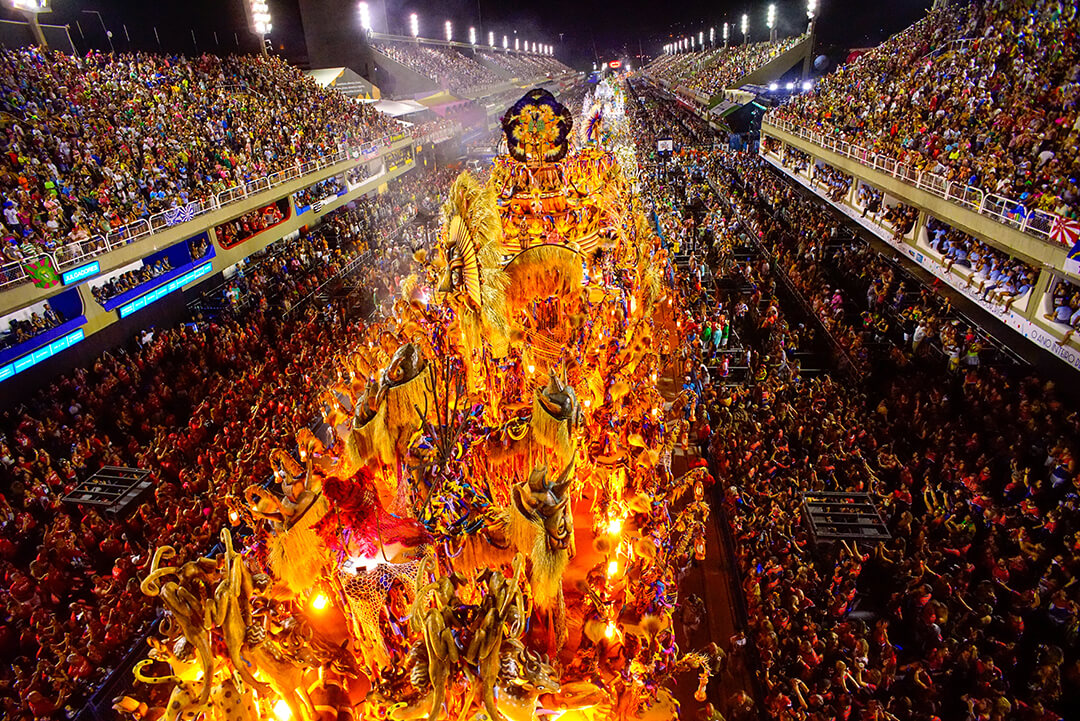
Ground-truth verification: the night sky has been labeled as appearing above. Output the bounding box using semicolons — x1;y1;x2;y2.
1;0;935;70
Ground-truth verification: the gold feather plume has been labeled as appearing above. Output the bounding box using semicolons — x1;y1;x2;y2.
439;171;511;354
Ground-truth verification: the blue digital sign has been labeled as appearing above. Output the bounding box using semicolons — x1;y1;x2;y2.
61;260;101;285
117;262;213;319
0;329;84;383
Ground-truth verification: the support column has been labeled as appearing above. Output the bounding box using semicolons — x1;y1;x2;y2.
18;10;48;48
1023;267;1055;324
802;19;817;80
905;209;930;250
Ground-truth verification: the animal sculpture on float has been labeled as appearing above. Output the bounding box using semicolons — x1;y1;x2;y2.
401;553;558;721
346;341;433;510
245;437;332;595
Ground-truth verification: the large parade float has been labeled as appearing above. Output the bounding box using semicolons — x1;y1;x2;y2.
116;81;714;721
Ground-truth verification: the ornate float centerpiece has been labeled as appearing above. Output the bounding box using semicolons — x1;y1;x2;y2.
118;82;713;721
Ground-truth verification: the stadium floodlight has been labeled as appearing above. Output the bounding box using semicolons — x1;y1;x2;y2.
4;0;50;47
698;31;703;47
769;82;778;91
357;2;371;32
741;14;748;43
515;37;519;51
807;0;817;19
767;4;777;41
801;80;812;91
250;0;271;34
445;20;452;41
469;26;476;44
503;35;508;50
247;0;272;55
786;81;795;90
488;30;494;47
409;12;418;38
723;22;729;46
710;27;715;44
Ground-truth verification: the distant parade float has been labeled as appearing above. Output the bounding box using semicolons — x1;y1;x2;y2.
117;82;715;721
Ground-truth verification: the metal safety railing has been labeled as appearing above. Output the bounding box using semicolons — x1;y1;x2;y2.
762;115;1069;247
1;121;459;294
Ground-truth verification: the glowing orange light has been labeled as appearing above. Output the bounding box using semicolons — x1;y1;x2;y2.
527;364;536;374
606;517;623;535
310;593;329;611
273;699;293;720
607;560;618;577
605;622;617;639
583;398;592;409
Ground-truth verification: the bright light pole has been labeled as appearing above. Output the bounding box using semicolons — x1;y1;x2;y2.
502;34;508;51
709;27;715;47
7;0;50;48
409;12;419;39
488;30;494;47
357;2;371;34
469;26;476;44
741;13;748;44
445;20;452;42
723;22;729;48
804;0;819;78
767;4;777;42
247;0;272;56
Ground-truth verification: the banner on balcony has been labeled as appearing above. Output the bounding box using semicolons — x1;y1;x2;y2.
164;202;198;227
1055;218;1080;276
24;257;60;289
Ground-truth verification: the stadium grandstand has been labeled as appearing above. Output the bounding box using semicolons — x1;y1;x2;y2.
645;35;808;96
769;0;1080;224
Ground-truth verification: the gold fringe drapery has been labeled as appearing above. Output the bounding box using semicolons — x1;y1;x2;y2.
267;494;332;595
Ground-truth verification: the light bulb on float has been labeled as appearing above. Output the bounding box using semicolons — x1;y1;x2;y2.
310;593;329;611
273;699;293;720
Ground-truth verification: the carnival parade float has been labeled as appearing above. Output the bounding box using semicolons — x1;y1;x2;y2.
116;81;715;721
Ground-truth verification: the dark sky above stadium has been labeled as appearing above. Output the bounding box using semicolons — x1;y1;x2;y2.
4;0;935;69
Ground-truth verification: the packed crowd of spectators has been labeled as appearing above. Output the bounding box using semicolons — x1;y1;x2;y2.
294;176;345;209
346;164;372;187
631;79;1080;721
810;163;852;202
0;306;65;353
188;235;211;262
0;48;400;266
1046;277;1080;346
645;36;807;98
215;202;287;249
0;159;460;719
375;42;501;94
475;51;573;79
928;219;1037;311
89;258;173;306
772;0;1080;220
